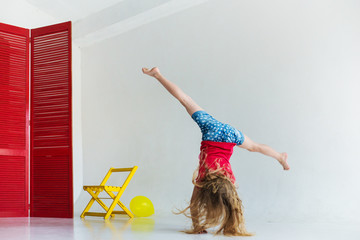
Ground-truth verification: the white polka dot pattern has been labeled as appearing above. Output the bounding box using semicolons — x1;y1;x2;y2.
192;111;244;145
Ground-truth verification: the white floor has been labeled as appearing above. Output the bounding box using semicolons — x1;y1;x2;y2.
1;215;359;240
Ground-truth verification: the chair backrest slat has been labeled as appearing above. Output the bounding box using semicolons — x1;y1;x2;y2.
111;168;134;172
100;166;138;186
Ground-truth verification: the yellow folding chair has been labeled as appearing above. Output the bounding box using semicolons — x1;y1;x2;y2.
80;166;138;219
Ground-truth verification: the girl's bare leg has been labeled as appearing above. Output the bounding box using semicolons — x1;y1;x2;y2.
238;134;290;170
142;67;203;116
142;67;289;170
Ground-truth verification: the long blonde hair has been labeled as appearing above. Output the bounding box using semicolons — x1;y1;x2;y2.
175;169;254;236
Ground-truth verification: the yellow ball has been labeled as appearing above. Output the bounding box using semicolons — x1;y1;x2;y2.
130;196;154;217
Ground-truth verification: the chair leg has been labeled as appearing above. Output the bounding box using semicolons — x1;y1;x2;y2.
80;190;100;218
116;201;133;218
87;189;111;213
104;191;124;220
106;190;134;218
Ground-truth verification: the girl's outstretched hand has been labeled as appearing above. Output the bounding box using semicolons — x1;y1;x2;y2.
142;67;160;77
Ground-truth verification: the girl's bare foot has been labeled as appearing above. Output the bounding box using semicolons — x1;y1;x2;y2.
279;153;290;170
142;67;160;77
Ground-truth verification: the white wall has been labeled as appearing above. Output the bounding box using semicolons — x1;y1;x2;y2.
79;0;360;223
0;0;56;29
72;44;83;207
0;0;83;208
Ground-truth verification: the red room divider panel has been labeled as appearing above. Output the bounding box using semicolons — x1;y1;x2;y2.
30;22;73;218
0;23;30;217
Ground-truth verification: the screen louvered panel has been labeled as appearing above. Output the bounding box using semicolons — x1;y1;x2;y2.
30;22;73;218
0;156;27;216
0;23;29;217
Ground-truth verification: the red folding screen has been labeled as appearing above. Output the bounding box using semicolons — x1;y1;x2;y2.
0;21;72;218
0;23;29;217
30;22;73;218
